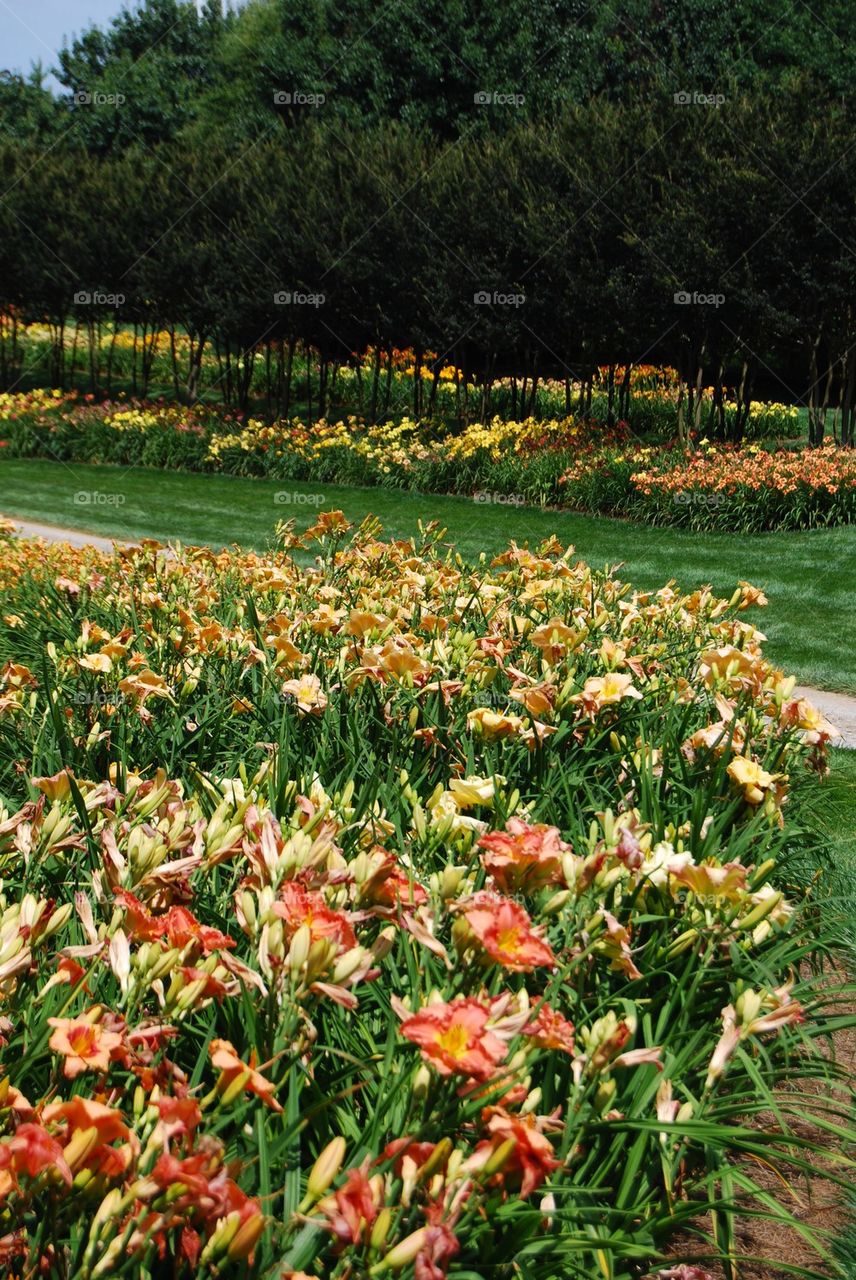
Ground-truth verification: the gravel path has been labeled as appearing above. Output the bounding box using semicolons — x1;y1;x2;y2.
4;516;129;553
792;685;856;749
4;515;855;747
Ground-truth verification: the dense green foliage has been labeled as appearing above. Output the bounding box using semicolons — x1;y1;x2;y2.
1;2;856;439
2;93;856;439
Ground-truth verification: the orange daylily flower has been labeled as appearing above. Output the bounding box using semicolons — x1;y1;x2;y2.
47;1016;125;1078
460;894;556;971
274;883;357;949
478;818;568;892
467;1107;561;1198
316;1161;382;1245
209;1038;283;1111
523;1002;576;1055
0;1123;72;1187
43;1097;133;1151
400;997;507;1080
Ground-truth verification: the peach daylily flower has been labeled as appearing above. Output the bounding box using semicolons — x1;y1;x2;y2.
209;1038;283;1112
781;697;840;746
727;757;775;805
575;672;642;716
117;668;172;704
706;986;804;1088
528;618;582;662
32;769;74;802
671;859;748;903
466;708;526;740
478;818;568;892
43;1096;133;1147
281;673;328;715
461;895;556;972
400;997;507;1080
47;1017;124;1078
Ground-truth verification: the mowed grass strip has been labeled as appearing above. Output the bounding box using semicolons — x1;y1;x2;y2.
1;456;853;692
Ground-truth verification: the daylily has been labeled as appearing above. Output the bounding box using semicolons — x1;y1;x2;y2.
727;757;775;805
0;1123;72;1186
42;1097;132;1147
477;818;567;892
447;775;504;809
706;986;804;1088
400;997;508;1079
523;1002;576;1055
47;1016;125;1078
466;1107;561;1198
282;673;328;715
316;1161;382;1244
574;672;642;716
459;894;556;971
209;1038;283;1111
466;708;526;740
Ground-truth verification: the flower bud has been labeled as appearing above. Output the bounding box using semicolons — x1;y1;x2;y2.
239;890;257;932
411;1064;432;1099
219;1069;253;1107
734;891;782;933
482;1136;517;1177
374;1228;428;1272
45;902;73;937
288;924;311;977
370;1207;392;1251
307;1136;346;1201
371;927;396;962
228;1210;265;1261
64;1125;101;1171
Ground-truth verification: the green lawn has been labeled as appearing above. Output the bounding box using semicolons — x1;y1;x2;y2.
794;748;856;949
1;457;854;692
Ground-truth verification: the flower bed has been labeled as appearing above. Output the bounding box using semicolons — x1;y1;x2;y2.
0;517;848;1278
561;440;856;531
0;392;827;530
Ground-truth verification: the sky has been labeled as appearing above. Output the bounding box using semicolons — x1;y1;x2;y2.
0;0;130;75
0;0;205;79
